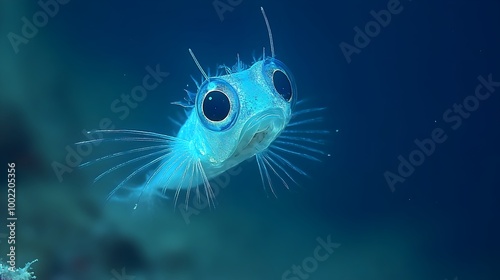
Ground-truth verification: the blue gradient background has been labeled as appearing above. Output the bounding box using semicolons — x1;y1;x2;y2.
1;0;499;279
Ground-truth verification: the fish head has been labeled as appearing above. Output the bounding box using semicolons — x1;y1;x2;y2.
182;58;297;168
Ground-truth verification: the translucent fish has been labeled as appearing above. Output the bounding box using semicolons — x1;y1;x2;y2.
77;7;329;208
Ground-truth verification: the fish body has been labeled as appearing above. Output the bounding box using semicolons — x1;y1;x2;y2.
78;8;327;207
146;58;295;196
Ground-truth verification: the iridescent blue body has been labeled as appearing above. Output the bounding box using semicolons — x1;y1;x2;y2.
78;8;327;208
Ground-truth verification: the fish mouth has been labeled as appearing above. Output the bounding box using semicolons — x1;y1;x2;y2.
231;111;285;159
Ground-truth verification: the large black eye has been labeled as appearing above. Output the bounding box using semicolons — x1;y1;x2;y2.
196;78;240;131
262;58;297;106
202;90;230;121
272;70;292;101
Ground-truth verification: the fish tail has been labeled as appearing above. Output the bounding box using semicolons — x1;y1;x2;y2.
77;129;211;209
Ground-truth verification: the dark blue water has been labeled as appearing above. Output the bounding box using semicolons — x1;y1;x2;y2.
1;0;499;279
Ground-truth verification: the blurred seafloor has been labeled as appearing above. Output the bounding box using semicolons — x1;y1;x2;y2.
1;0;499;279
